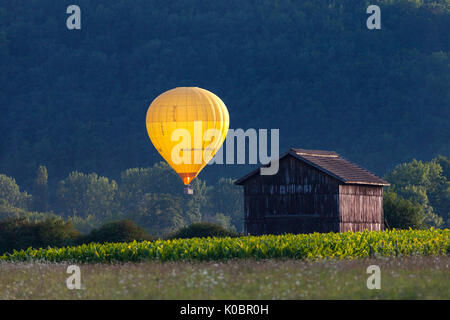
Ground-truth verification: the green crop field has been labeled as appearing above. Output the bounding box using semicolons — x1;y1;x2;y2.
1;229;449;299
1;229;448;263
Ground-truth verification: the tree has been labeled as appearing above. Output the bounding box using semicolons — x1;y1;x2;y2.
168;222;239;239
32;165;48;212
118;162;181;213
431;155;450;226
207;178;243;232
130;193;185;237
385;158;448;227
0;217;79;254
56;172;118;219
385;159;444;192
80;219;152;244
433;155;450;179
383;191;426;229
202;212;232;230
185;179;209;224
0;174;31;209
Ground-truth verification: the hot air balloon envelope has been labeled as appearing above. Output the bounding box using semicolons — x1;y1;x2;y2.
146;87;229;186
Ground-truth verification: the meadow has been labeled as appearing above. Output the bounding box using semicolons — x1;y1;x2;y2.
0;229;448;299
0;256;448;299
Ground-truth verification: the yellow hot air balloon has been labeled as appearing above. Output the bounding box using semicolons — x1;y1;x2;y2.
146;87;229;191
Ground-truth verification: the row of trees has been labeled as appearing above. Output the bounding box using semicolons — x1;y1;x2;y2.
0;162;243;236
0;156;449;237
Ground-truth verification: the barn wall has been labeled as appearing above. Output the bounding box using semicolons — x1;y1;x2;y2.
338;185;384;232
244;155;341;235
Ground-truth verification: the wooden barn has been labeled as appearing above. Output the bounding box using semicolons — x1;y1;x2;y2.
234;148;390;235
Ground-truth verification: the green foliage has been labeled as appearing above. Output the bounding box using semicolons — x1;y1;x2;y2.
0;217;79;254
386;159;444;194
32;165;48;212
434;155;450;179
118;162;181;213
168;222;240;239
130;193;185;236
56;171;119;219
1;229;448;263
431;156;450;225
0;174;31;209
0;202;102;236
0;202;57;222
207;178;243;232
184;179;209;224
0;213;151;253
69;214;104;235
117;162;243;235
203;213;233;230
384;191;427;229
0;162;243;238
385;156;449;228
79;220;153;244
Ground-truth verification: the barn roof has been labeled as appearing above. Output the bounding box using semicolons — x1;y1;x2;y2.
234;148;390;186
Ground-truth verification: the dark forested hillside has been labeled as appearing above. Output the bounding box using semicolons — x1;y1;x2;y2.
0;0;449;189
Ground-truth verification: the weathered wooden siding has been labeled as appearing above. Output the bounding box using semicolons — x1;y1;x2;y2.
339;185;384;232
244;156;341;235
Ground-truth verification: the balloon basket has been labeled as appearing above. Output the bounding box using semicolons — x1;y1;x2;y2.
184;185;194;195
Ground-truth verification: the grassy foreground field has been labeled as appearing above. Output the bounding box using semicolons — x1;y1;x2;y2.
0;256;448;299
